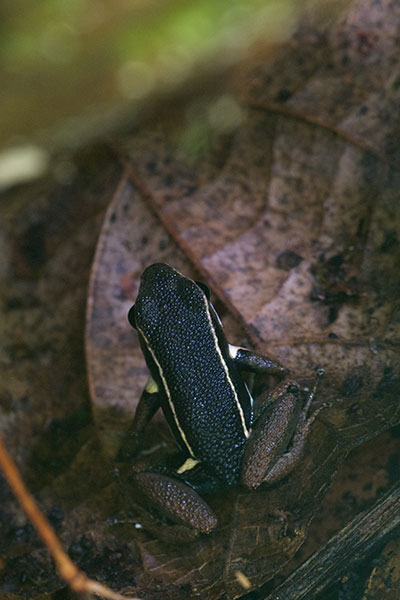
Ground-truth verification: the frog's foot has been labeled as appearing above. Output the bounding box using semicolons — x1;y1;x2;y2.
133;471;217;534
299;367;326;417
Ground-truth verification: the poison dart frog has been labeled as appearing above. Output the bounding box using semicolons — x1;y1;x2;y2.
124;263;325;534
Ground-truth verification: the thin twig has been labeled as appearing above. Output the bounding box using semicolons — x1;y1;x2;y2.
0;437;140;600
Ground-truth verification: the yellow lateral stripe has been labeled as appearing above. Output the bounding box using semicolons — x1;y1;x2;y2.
137;327;196;458
145;376;158;394
177;457;200;474
203;301;250;438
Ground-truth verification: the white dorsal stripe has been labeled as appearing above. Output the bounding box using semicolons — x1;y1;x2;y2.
137;326;196;458
203;301;250;438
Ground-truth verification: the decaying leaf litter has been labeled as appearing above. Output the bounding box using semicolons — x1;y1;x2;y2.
1;1;400;598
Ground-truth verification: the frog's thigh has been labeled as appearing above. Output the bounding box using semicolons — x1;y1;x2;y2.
134;471;217;534
242;391;300;489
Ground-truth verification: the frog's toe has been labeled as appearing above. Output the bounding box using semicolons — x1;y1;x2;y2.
134;471;217;534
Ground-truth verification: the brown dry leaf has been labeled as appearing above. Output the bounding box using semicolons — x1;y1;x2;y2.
0;1;398;599
86;1;400;598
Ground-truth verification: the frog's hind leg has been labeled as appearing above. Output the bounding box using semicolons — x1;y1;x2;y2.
133;471;217;534
242;369;326;488
261;368;327;485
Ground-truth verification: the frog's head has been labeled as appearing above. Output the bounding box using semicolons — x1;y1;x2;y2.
128;263;212;340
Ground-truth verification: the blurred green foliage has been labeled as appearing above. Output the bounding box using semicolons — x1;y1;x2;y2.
0;0;342;185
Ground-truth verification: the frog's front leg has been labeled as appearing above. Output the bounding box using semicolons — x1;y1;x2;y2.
242;370;326;489
229;345;288;377
133;469;217;534
118;377;161;460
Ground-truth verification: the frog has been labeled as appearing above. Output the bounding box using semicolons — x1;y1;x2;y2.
123;263;325;535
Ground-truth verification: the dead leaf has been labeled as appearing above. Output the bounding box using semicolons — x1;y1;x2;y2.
0;1;399;599
85;1;400;598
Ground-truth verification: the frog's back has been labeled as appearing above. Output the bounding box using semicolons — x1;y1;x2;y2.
135;264;251;485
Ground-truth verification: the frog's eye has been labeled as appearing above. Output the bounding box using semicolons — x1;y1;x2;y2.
127;304;137;329
195;281;210;299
